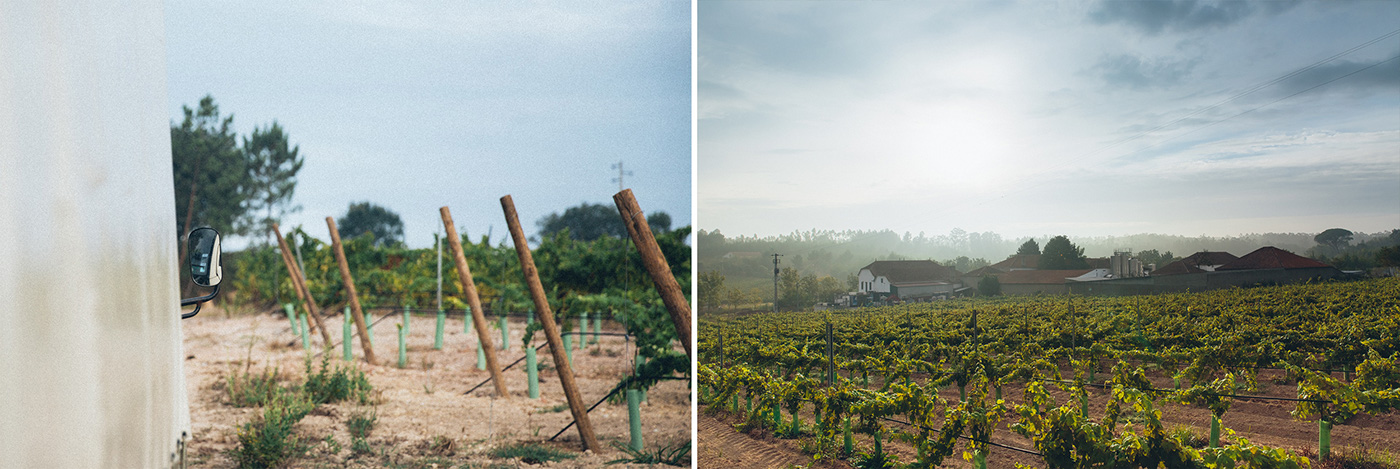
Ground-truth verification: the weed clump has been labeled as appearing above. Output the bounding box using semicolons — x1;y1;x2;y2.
302;354;373;405
347;407;378;454
229;392;313;468
225;352;375;467
226;367;287;407
488;443;577;464
607;440;691;466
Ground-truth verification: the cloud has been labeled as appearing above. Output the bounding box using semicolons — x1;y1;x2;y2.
1273;54;1400;97
1092;54;1200;89
1089;0;1299;35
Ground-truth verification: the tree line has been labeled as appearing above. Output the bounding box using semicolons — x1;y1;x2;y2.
697;227;1400;312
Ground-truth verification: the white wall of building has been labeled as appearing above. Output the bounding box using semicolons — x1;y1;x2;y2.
0;1;187;466
857;269;892;293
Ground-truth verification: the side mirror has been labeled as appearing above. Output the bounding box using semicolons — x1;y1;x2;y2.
187;227;222;287
181;227;223;319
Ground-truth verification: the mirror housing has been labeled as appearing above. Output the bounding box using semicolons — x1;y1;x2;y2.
187;227;222;287
181;227;222;319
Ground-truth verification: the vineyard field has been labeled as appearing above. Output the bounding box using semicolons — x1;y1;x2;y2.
699;278;1400;468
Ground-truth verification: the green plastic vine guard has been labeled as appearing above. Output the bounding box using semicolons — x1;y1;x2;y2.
402;303;411;336
592;314;602;345
464;306;472;335
843;417;853;455
563;334;573;366
1210;415;1220;449
973;449;987;469
300;315;311;352
578;313;587;350
434;309;445;350
1319;419;1332;460
475;339;486;370
874;428;883;460
499;316;509;351
790;409;801;436
627;389;644;451
342;306;352;361
283;304;299;336
396;323;406;368
366;315;374;347
636;356;648;403
526;348;539;399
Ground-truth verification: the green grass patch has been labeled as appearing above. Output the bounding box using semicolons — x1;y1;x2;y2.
302;354;374;405
1169;425;1209;449
225;366;288;407
487;443;577;464
607;441;691;466
538;403;570;413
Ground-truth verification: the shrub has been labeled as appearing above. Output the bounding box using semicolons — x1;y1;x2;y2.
230;392;314;468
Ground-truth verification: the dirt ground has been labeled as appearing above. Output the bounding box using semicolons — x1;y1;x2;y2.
698;366;1400;469
183;306;692;468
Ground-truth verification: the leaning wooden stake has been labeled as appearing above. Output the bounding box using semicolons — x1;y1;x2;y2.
612;189;693;360
501;195;599;451
439;206;508;397
272;223;331;344
325;217;377;365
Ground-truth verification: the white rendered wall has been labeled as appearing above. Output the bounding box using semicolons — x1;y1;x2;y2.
0;1;188;467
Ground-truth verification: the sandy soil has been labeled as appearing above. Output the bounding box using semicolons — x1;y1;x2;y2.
698;364;1400;468
183;307;691;468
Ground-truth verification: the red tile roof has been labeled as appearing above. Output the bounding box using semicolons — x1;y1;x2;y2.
1180;251;1239;267
963;265;1004;277
991;254;1040;270
861;260;961;283
1217;246;1331;270
1151;259;1207;276
999;269;1092;285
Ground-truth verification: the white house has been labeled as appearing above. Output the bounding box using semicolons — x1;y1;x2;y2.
857;260;963;300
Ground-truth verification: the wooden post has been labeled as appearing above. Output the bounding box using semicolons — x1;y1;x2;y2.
500;195;599;450
439;206;508;397
272;224;331;344
612;189;692;360
325;217;377;365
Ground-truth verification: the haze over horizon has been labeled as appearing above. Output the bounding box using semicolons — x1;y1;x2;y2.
699;1;1400;241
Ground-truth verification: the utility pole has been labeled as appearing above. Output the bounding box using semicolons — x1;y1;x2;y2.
772;253;783;313
435;231;443;312
611;160;633;193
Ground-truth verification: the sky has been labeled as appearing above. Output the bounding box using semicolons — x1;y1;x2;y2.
165;1;691;249
699;0;1400;241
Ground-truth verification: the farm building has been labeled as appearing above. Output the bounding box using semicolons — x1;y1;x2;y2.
998;269;1092;295
856;260;963;301
1068;247;1345;296
1153;251;1239;274
989;254;1040;271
